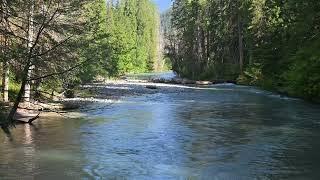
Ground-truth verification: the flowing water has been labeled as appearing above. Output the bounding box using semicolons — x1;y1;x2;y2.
1;82;320;179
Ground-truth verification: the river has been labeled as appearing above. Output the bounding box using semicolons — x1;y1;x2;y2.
1;79;320;179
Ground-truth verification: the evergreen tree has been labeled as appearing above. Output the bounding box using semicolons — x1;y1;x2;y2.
166;0;320;101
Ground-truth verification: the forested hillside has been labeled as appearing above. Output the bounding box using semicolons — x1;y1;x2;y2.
164;0;320;101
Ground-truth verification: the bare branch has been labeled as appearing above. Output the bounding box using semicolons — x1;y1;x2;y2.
31;35;74;58
28;59;90;81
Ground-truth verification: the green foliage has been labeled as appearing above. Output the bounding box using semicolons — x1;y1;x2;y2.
0;76;22;102
98;0;159;76
162;57;172;71
238;63;263;85
244;0;320;100
167;0;320;101
283;40;320;101
8;81;20;102
75;0;160;83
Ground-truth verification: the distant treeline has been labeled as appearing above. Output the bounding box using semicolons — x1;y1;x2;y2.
163;0;320;101
81;0;160;82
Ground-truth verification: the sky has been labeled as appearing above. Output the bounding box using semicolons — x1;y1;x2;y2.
153;0;172;13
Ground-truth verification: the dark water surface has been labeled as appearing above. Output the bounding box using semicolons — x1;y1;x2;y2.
1;84;320;179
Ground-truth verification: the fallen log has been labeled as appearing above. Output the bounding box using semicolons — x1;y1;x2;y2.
13;110;41;124
26;112;40;124
0;112;40;131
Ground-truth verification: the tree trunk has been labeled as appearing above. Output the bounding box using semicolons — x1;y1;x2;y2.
6;66;30;125
23;65;34;103
238;13;244;74
2;61;9;102
33;67;41;99
23;1;34;105
249;51;253;65
1;0;9;103
5;1;34;126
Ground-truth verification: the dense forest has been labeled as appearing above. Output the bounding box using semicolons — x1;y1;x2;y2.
0;0;160;127
163;0;320;101
80;0;161;81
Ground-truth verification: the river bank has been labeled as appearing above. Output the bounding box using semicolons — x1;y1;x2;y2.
2;71;317;125
1;76;195;124
154;73;320;104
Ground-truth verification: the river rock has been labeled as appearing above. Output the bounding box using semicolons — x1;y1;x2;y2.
182;79;196;84
196;81;213;85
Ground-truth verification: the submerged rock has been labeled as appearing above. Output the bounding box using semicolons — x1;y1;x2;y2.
145;85;158;89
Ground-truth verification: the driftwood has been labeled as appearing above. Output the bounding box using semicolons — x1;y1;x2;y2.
14;112;40;124
0;112;40;134
27;112;40;124
0;113;40;135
